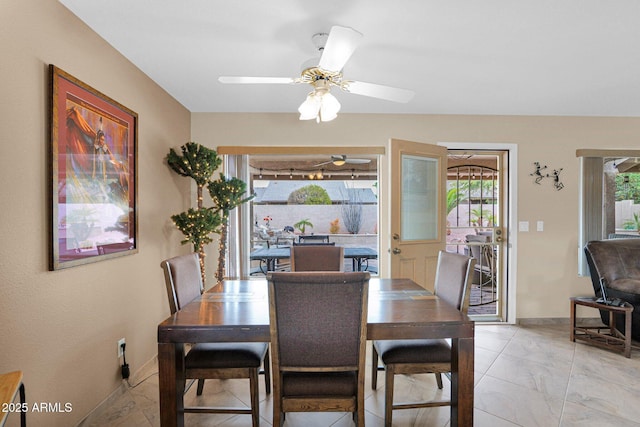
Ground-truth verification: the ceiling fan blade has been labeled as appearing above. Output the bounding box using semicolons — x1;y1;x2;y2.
218;76;295;84
343;80;415;103
345;158;371;164
318;26;363;72
313;160;333;167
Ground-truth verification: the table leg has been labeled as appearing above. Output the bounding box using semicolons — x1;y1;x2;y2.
625;308;632;358
451;333;474;427
570;300;576;342
158;342;185;427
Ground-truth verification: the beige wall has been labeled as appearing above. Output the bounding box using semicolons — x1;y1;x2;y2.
3;0;640;424
192;113;640;321
0;1;191;425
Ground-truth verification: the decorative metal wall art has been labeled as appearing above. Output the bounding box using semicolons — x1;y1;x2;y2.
530;162;564;190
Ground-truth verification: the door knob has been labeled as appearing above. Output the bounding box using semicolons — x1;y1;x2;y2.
392;247;401;255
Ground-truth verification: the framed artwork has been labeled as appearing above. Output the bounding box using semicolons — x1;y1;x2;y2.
49;65;138;270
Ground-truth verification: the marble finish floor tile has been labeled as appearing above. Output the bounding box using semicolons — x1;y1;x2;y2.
84;324;640;426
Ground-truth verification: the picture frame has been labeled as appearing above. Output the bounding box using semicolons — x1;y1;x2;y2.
49;65;138;270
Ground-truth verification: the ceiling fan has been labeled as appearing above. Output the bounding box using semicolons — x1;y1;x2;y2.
218;25;415;122
314;155;371;167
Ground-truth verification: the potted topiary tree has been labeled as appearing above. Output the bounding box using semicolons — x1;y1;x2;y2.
207;174;253;284
166;142;252;286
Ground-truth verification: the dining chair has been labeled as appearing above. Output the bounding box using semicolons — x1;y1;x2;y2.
293;241;336;246
0;371;26;427
290;244;344;271
161;253;270;427
267;271;370;426
371;251;475;427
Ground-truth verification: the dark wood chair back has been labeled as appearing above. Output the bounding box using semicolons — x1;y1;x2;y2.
290;245;344;271
434;250;477;313
267;271;370;426
160;253;203;314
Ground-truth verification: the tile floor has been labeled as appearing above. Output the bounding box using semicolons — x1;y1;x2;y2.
82;323;640;426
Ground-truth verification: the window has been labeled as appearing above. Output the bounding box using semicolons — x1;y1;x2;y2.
577;149;640;275
219;147;383;278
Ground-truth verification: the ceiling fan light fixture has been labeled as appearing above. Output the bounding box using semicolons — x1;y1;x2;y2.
298;92;321;120
298;88;340;122
319;91;340;122
332;159;346;166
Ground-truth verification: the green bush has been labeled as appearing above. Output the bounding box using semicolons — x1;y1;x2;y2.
287;185;331;205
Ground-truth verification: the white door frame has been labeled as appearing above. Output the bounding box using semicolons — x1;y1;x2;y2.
441;142;518;324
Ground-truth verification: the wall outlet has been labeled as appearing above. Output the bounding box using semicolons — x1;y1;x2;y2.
117;338;126;358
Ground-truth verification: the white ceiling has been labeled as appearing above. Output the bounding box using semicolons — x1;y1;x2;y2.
60;0;640;116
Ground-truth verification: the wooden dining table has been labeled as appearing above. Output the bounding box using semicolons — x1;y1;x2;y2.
157;277;475;426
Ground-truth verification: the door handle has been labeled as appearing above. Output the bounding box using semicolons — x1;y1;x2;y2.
392;247;401;255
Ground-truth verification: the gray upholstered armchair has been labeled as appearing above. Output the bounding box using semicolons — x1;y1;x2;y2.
584;238;640;341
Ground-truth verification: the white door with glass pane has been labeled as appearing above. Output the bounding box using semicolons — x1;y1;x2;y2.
390;139;447;290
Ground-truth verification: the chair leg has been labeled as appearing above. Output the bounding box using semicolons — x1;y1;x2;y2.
435;372;443;389
357;389;365;427
250;368;260;427
272;380;283;427
263;348;271;394
384;366;395;427
371;344;379;390
19;382;26;427
196;379;205;395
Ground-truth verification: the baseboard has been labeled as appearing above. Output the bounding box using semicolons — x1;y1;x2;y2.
517;317;603;326
76;355;158;427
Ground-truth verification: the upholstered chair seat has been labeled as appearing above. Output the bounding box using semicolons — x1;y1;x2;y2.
374;339;451;364
185;342;268;369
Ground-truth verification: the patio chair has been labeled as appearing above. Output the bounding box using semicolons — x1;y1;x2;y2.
161;253;270;426
371;251;475;427
465;234;496;288
267;272;370;426
290;244;344;271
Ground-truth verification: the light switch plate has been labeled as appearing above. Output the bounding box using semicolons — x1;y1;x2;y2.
519;221;529;232
537;221;544;231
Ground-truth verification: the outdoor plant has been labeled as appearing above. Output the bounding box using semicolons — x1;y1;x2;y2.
470;207;495;228
623;212;640;232
341;187;363;234
294;219;313;234
166;142;253;285
287;184;331;205
329;218;340;234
